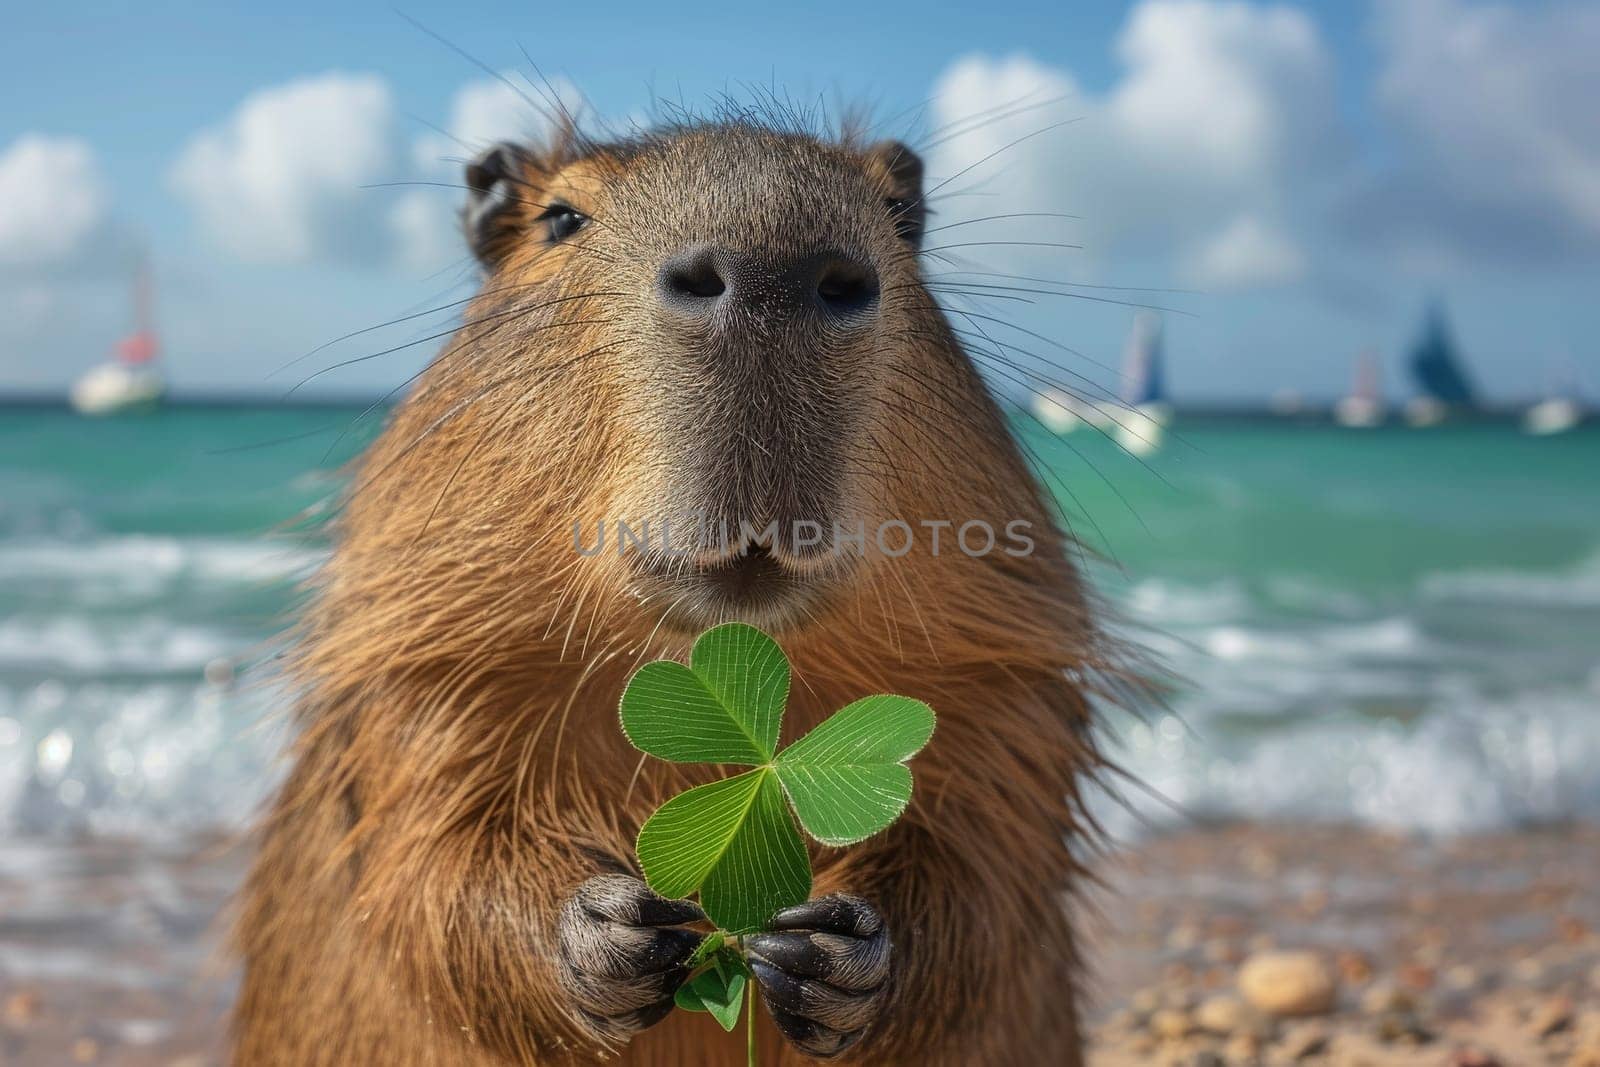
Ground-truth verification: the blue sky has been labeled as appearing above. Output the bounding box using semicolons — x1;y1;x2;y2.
2;0;1597;403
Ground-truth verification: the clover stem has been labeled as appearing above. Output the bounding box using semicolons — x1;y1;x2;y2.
746;962;758;1066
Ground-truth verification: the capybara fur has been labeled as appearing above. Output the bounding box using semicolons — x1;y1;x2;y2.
232;110;1124;1066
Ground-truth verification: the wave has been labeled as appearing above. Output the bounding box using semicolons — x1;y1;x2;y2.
0;535;325;590
1122;578;1251;625
1420;551;1600;607
0;533;309;837
1197;617;1425;663
0;615;252;676
1090;564;1600;837
1094;682;1600;839
0;677;286;839
4;538;1598;843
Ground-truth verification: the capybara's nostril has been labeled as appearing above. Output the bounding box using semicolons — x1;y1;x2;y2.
657;245;728;315
657;245;879;326
813;255;880;318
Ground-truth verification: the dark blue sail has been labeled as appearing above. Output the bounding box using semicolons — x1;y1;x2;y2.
1122;312;1166;407
1409;303;1477;407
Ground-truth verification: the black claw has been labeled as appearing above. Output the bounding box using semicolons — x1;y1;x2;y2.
632;894;706;927
763;1003;862;1059
622;997;678;1032
634;927;705;974
745;931;834;980
764;1001;824;1045
646;963;692;998
746;958;807;1011
747;957;881;1034
768;894;881;937
746;929;890;992
576;874;705;927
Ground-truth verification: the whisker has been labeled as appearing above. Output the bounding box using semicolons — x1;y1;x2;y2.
920;118;1084;203
285;290;623;395
920;92;1077;149
920;211;1082;235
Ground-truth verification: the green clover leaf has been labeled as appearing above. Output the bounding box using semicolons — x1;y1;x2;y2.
775;694;935;846
621;621;788;764
674;948;749;1032
621;623;935;933
633;767;812;934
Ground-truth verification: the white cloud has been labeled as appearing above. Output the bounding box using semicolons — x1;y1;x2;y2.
1355;0;1600;265
1185;213;1305;288
450;77;539;153
412;73;580;173
0;135;114;272
928;1;1341;290
389;190;463;273
169;72;399;265
1107;0;1338;187
0;135;139;391
168;71;588;272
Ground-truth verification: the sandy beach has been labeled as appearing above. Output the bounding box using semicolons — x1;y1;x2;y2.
1085;823;1600;1066
3;821;1597;1066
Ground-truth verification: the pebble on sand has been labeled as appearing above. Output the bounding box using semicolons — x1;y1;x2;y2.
1238;950;1337;1018
1448;1050;1504;1067
1148;1007;1194;1041
3;991;42;1027
1194;994;1249;1035
1278;1021;1330;1061
1531;995;1574;1039
1359;981;1416;1016
1374;1008;1434;1046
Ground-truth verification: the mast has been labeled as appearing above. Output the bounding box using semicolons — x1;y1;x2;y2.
116;258;158;366
1353;350;1379;402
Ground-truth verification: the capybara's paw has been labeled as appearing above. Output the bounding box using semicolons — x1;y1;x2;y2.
745;895;892;1059
557;874;705;1042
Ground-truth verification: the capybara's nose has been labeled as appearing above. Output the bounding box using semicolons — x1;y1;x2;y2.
656;244;879;325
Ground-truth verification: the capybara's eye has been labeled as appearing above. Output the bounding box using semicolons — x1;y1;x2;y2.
884;197;920;244
537;203;589;243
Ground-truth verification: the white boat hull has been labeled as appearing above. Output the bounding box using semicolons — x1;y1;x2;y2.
1115;403;1170;456
1334;395;1384;428
70;364;165;415
1031;389;1118;434
1404;396;1449;427
1524;398;1582;436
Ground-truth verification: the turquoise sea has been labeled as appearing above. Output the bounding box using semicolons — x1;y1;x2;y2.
2;408;1597;841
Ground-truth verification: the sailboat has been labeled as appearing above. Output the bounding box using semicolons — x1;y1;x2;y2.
1334;350;1384;428
70;261;165;415
1523;359;1584;436
1404;302;1477;427
1030;386;1111;434
1114;311;1169;456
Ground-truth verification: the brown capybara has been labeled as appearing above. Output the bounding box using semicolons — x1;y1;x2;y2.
232;112;1125;1065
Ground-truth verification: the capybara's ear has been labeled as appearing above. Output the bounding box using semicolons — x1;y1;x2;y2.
865;140;926;248
463;142;533;269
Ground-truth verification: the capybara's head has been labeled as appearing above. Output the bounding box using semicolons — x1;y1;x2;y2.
360;117;1060;641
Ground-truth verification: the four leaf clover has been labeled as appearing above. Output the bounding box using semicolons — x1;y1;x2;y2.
620;622;935;933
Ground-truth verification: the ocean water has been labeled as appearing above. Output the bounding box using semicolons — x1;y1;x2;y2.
2;408;1597;842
